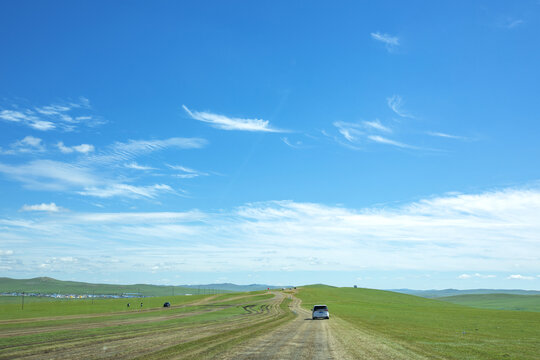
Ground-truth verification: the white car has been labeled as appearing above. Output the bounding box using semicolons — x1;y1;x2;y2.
312;304;330;319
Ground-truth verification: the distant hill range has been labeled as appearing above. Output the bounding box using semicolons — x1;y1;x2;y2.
0;277;282;296
391;288;540;298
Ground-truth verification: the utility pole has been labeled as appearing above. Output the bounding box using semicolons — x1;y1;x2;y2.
21;291;24;310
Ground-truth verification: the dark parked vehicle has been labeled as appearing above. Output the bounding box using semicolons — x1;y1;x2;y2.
163;302;171;307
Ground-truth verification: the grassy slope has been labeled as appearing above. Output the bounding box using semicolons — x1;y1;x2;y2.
0;277;213;296
438;294;540;312
297;285;540;360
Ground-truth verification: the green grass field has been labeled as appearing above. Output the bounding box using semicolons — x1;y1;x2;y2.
0;290;290;359
437;293;540;312
297;285;540;360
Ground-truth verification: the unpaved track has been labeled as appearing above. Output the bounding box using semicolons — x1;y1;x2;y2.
219;294;341;360
220;293;429;360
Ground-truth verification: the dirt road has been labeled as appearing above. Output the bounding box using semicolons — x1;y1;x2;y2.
218;295;343;360
219;292;429;360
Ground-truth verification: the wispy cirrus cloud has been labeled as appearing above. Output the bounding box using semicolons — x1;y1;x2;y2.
281;137;303;149
368;135;417;149
78;184;175;199
387;95;414;118
86;137;207;165
125;162;156;171
333;120;414;150
167;164;208;179
426;131;467;140
503;18;524;29
183;105;285;132
0;98;102;131
0;159;100;191
371;32;399;52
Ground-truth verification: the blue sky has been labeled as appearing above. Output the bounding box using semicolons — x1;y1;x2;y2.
1;0;540;289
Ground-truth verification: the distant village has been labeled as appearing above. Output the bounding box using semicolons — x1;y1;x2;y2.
0;292;163;299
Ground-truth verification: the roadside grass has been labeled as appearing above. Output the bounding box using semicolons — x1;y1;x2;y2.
297;285;540;360
437;294;540;312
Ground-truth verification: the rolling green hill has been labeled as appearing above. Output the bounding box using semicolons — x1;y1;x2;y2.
0;277;215;296
297;285;540;359
437;293;540;312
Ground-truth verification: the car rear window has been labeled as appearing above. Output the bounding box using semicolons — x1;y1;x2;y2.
313;305;328;311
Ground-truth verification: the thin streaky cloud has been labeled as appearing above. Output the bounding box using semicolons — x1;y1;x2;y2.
426;131;467;140
125;162;156;171
370;32;399;52
281;137;303;149
368;135;417;149
505;19;524;29
363;120;392;133
85;137;207;165
387;95;414;118
78;184;176;199
167;164;208;178
0;98;101;131
183;105;285;132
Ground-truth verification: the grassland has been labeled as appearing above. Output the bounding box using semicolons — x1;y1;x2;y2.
438;293;540;312
0;290;294;359
297;285;540;360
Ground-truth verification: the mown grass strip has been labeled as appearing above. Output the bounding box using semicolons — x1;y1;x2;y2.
137;297;294;360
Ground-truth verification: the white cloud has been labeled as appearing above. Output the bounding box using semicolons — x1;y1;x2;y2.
387;95;414;118
0;98;100;131
426;131;466;140
507;274;534;280
21;203;62;212
183;105;284;132
368;135;416;149
458;273;496;279
2;136;46;154
125;162;156;171
0;160;99;191
363;120;392;133
371;32;399;52
504;19;524;29
334;119;396;149
167;164;207;178
0;250;14;256
78;183;175;199
281;137;303;149
3;185;540;275
86;137;207;165
57;141;95;154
